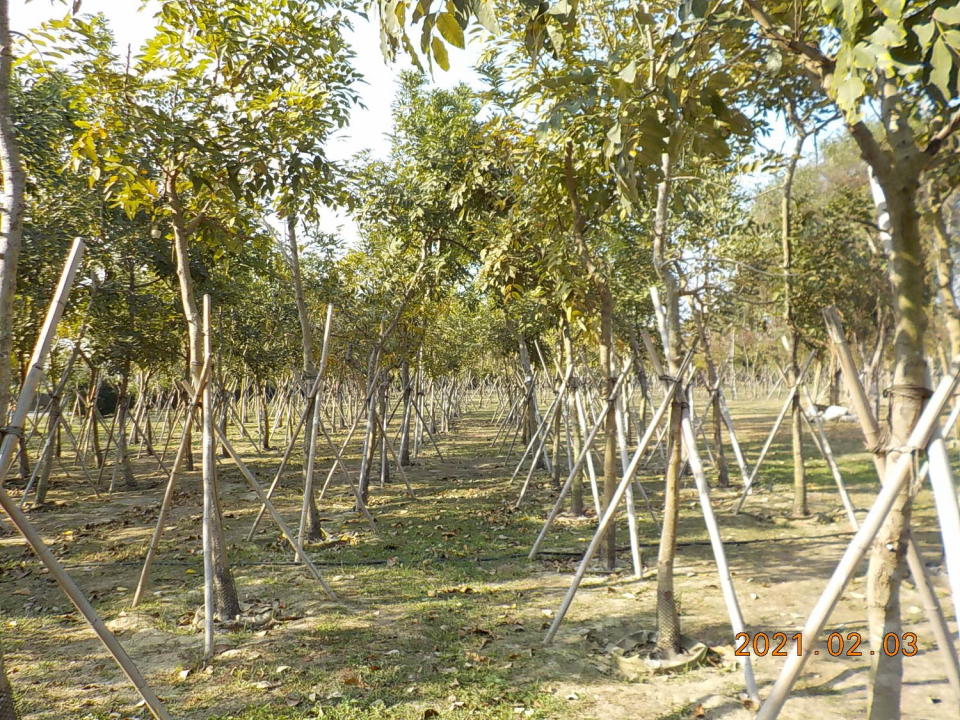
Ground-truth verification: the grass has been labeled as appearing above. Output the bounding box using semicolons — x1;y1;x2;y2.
0;391;953;719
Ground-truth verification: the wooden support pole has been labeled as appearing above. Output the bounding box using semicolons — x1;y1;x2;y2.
201;295;216;659
925;427;960;641
733;351;814;514
823;306;960;701
528;361;641;559
214;425;337;599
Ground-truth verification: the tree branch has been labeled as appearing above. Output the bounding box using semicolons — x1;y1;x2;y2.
924;105;960;159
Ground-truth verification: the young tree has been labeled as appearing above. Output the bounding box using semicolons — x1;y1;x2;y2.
739;2;960;715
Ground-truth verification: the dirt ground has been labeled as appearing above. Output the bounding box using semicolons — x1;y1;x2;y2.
0;394;956;720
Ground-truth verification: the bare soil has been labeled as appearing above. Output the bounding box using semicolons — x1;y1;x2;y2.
0;396;955;719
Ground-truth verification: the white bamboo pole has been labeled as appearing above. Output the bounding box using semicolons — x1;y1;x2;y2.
679;402;760;703
527;362;640;559
733;351;815;513
925;426;960;639
614;394;643;578
510;365;572;485
716;387;751;487
754;365;960;720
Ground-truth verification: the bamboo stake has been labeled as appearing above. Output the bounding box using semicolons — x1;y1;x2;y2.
733;351;815;513
201;295;216;659
678;401;760;703
822;307;960;699
925;427;960;641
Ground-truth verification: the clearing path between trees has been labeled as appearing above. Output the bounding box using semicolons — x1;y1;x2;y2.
0;400;954;720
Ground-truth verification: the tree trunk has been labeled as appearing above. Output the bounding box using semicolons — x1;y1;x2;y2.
865;165;927;720
517;336;541;464
286;215;323;539
1;1;27;708
202;298;241;622
782;123;807;517
398;360;413;465
115;364;136;489
34;394;60;505
652;148;683;656
564;326;584;516
694;310;729;487
599;289;617;570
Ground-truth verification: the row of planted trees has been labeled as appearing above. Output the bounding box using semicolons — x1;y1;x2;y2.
1;1;959;719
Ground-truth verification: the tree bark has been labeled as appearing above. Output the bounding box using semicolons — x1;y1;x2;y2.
286;215;323;539
115;363;136;489
694;309;728;487
562;142;618;568
398;360;413;466
202;298;241;622
866;164;927;720
782;122;807;517
1;2;27;710
652;148;683;656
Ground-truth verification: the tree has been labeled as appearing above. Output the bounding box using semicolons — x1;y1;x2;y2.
739;1;960;715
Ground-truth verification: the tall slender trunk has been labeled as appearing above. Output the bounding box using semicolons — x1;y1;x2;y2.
1;2;28;711
564;325;584;516
866;161;927;720
286;215;322;539
783;124;807;517
115;363;135;489
202;298;241;621
517;336;539;457
398;360;413;465
694;309;728;487
652;148;683;656
34;393;60;505
169;177;239;620
562;142;617;566
599;290;617;570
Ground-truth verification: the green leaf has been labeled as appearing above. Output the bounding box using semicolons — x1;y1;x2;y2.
470;0;499;34
835;74;865;112
431;36;450;71
842;0;863;32
944;29;960;51
618;60;637;84
930;36;953;96
934;6;960;26
914;21;936;48
436;12;465;49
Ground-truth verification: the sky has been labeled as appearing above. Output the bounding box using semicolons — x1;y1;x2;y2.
10;0;483;244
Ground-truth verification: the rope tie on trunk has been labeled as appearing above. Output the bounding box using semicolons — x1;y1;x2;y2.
882;383;933;400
